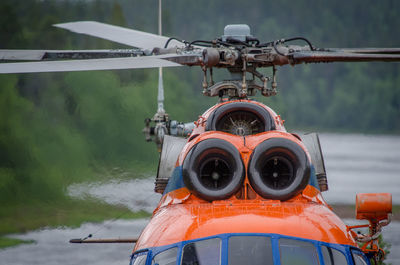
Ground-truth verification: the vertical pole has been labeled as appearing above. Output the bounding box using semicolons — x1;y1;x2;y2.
157;0;165;114
158;0;162;36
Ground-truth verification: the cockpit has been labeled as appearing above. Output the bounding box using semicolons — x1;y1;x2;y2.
130;234;370;265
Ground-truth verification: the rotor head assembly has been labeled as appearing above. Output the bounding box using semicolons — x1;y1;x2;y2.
2;22;399;99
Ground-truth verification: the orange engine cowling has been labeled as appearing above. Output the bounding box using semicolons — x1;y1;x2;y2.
180;133;311;202
178;100;312;202
247;137;311;201
182;138;245;201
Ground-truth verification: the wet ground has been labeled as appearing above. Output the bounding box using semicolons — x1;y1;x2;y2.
0;133;399;264
0;219;147;265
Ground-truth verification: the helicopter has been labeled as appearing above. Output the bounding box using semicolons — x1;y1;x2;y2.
1;7;399;265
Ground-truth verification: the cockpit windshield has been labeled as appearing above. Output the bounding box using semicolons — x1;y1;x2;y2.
321;245;348;265
352;250;369;265
228;236;273;265
181;238;221;265
134;234;362;265
152;247;178;265
279;238;320;265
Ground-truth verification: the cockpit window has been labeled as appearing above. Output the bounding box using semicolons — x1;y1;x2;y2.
228;236;273;265
131;252;148;265
321;246;348;265
152;247;178;265
181;238;221;265
279;238;320;265
352;250;369;265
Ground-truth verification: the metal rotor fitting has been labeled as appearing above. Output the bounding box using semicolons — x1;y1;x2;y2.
202;48;220;67
223;48;239;65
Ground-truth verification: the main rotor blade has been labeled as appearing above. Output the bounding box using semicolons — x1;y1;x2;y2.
324;48;400;54
0;49;144;61
291;51;400;64
0;55;184;74
54;21;183;49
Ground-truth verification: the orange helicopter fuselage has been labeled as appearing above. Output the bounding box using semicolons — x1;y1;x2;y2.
131;100;365;265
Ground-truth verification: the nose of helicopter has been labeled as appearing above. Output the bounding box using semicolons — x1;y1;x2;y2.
134;197;356;250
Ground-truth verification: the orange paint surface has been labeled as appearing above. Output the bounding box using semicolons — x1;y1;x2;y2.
356;193;392;221
135;190;356;250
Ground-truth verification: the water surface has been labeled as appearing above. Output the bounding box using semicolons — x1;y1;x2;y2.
318;133;400;204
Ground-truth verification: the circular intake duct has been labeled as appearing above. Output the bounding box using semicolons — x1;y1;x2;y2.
206;102;275;135
183;138;244;201
216;110;264;136
248;138;310;201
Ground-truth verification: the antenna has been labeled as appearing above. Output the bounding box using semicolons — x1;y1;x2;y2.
157;0;165;115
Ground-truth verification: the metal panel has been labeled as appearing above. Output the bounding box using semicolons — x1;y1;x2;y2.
155;135;187;193
301;133;328;192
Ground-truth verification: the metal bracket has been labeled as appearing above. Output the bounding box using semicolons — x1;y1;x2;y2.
347;214;392;263
201;63;278;99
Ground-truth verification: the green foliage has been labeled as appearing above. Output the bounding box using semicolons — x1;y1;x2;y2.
361;235;392;265
0;237;34;249
379;234;392;265
0;75;92;203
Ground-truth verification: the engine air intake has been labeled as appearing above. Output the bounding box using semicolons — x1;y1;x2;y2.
183;138;244;201
206;102;275;135
248;138;310;201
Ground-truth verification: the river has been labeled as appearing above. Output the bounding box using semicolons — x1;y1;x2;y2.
319;133;400;204
0;133;399;265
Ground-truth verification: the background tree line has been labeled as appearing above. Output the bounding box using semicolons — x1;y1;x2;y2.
0;0;399;204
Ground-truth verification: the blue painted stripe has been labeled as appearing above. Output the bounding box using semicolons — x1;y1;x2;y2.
163;166;184;195
309;164;320;190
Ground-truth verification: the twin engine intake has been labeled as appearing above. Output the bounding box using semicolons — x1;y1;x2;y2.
182;138;244;201
155;101;326;201
182;137;311;201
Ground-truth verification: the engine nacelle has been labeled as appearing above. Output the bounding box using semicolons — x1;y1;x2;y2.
248;137;311;201
158;100;317;202
182;138;245;201
179;132;311;202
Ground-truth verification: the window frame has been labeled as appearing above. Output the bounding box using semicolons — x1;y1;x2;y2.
180;237;222;265
351;249;371;265
130;249;151;265
278;237;321;265
151;246;179;265
320;244;351;265
227;235;274;265
140;233;367;265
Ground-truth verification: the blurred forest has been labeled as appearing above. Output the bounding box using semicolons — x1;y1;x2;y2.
0;0;399;204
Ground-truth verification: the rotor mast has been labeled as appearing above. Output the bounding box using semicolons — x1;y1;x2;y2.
157;0;165;115
151;0;168;151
